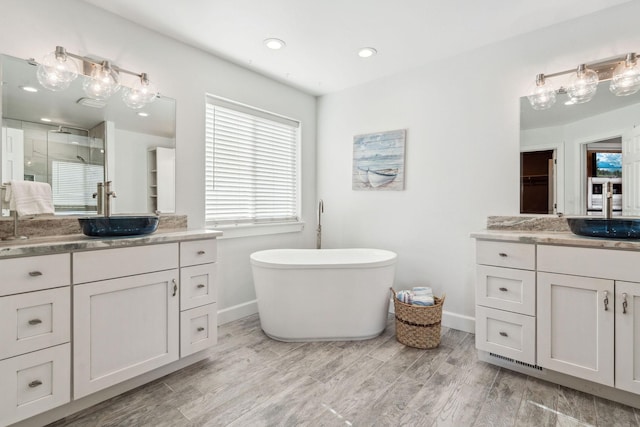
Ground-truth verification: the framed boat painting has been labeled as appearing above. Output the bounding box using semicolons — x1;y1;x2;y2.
353;129;406;191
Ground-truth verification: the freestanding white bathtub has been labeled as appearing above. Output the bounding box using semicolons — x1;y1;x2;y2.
250;248;397;342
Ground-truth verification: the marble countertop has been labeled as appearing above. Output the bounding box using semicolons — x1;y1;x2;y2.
471;230;640;251
0;229;223;259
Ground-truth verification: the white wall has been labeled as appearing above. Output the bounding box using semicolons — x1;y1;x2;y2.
0;0;317;321
317;2;640;332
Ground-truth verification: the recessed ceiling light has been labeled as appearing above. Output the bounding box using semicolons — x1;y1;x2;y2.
358;47;377;58
77;97;107;109
19;85;38;93
137;112;149;117
40;118;52;122
264;38;286;50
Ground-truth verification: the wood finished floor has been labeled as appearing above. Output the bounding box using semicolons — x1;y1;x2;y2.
48;314;640;427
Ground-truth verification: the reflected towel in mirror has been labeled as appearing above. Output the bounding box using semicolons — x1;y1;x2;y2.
9;180;55;216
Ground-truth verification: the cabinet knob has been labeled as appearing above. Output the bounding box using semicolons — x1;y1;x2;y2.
498;253;508;258
197;326;205;332
28;271;43;277
197;284;205;289
622;292;628;314
499;331;508;337
197;250;206;255
28;380;43;388
603;290;609;311
28;319;43;326
499;287;508;292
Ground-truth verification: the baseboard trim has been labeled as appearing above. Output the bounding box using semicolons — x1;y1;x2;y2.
442;310;475;334
218;299;259;325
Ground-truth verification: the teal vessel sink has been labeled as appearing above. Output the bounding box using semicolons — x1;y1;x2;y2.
567;218;640;239
78;215;159;237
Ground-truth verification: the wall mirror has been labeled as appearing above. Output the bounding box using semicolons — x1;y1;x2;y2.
0;54;176;217
520;77;640;216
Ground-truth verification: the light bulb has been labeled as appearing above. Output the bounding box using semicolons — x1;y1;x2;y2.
527;74;556;110
36;46;78;91
121;73;158;109
567;64;598;104
83;61;120;100
610;53;640;96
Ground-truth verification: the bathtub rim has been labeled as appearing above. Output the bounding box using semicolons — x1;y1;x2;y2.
249;248;397;269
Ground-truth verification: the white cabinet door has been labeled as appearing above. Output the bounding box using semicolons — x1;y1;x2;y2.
73;269;180;399
615;281;640;394
537;272;614;386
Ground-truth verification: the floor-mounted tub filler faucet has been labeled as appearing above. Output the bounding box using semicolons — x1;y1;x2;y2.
317;199;324;249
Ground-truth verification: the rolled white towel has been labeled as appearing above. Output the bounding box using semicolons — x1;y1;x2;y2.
396;290;413;304
412;286;433;296
412;295;434;306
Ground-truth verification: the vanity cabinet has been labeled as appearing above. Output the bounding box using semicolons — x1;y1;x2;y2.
474;241;536;365
615;281;640;394
179;240;218;357
0;254;71;426
72;244;180;399
537;244;640;391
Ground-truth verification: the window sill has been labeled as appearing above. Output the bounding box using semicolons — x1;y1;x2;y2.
208;221;305;239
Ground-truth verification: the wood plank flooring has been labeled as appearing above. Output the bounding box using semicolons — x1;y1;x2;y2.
48;314;640;426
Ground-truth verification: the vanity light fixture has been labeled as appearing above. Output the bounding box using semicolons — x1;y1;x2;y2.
264;38;286;50
528;52;640;110
36;46;159;109
358;47;377;58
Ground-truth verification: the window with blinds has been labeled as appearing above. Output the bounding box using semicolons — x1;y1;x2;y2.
51;161;103;212
205;96;300;226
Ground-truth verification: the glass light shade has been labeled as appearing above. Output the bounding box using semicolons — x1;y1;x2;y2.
83;61;120;100
121;74;158;109
527;75;556;110
610;55;640;96
36;49;78;91
567;65;598;104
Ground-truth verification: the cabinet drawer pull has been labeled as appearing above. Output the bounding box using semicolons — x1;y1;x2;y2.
172;279;178;297
28;271;43;277
197;326;205;332
498;252;508;258
499;287;508;292
28;319;43;326
197;250;206;255
197;284;205;289
603;290;609;311
622;293;628;314
28;380;43;388
499;331;508;337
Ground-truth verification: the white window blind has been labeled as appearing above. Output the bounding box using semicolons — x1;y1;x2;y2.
205;96;300;225
51;161;103;210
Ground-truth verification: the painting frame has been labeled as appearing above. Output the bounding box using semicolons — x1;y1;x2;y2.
352;129;406;191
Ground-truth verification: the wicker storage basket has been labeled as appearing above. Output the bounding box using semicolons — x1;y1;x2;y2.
391;288;445;349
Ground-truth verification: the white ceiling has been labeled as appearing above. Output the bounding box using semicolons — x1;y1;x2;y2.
81;0;630;96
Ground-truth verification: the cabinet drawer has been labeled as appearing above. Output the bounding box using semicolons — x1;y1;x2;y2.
0;343;70;426
0;287;70;360
476;265;535;315
180;303;217;357
538;245;640;282
476;241;535;270
73;243;178;283
180;239;217;266
0;253;70;296
180;263;217;310
475;305;535;365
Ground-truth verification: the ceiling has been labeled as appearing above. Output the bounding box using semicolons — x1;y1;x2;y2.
81;0;630;96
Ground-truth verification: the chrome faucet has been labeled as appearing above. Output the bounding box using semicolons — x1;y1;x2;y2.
104;181;117;217
316;199;324;249
603;181;613;219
